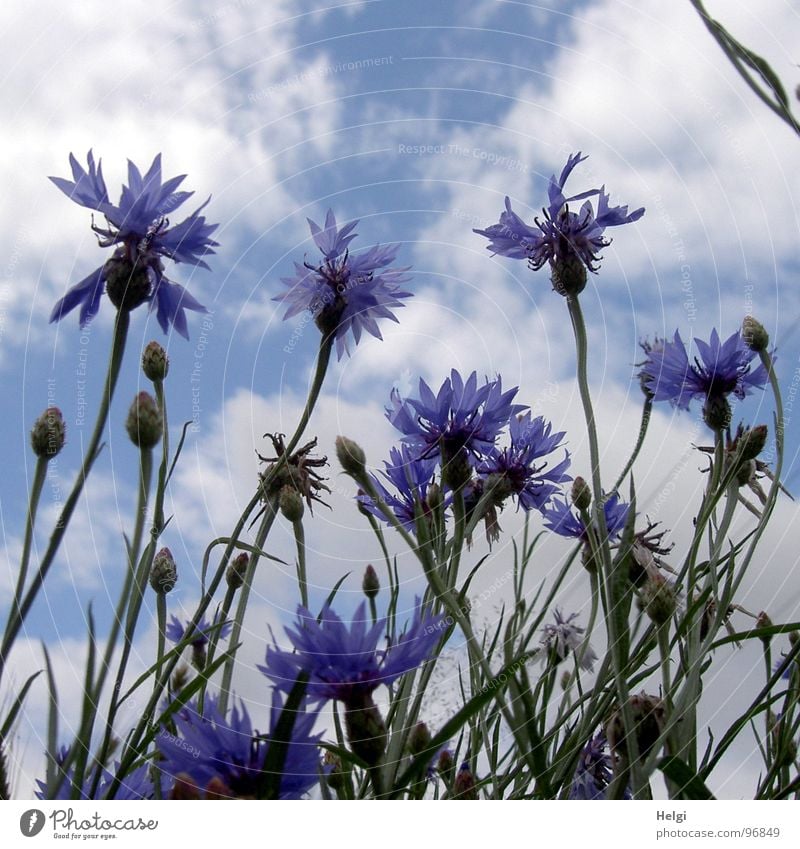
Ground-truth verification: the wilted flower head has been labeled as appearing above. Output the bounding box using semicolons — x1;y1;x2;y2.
260;600;445;706
640;329;768;429
357;444;440;531
273;209;412;359
542;491;630;541
387;369;525;463
474;152;644;293
477;411;571;511
50;152;217;337
156;693;322;800
540;609;596;672
36;746;153;800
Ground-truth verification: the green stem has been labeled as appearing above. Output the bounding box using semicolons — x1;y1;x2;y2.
0;310;130;685
613;398;652;491
12;457;48;618
566;294;643;794
218;496;279;715
293;520;308;609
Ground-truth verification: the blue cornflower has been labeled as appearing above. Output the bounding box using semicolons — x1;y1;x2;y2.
474;152;644;293
165;614;232;647
50;151;218;338
35;747;154;800
641;329;768;425
569;731;630;800
273;209;412;359
477;411;571;511
156;693;322;800
542;491;630;541
387;370;525;464
357;444;441;530
260;600;445;706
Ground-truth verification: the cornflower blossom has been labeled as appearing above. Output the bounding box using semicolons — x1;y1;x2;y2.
50;152;217;337
542;491;630;541
157;694;322;800
474;152;644;294
273;209;412;359
36;747;153;800
477;411;571;512
540;609;597;672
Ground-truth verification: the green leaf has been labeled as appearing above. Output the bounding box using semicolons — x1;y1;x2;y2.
658;756;716;799
0;670;42;741
258;673;309;799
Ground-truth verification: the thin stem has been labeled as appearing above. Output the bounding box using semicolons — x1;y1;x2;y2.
293;519;309;609
12;456;48;617
218;496;279;715
612;398;652;492
0;310;130;685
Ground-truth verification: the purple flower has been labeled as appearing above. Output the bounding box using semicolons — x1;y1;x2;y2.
50;151;217;338
273;209;412;359
260;600;445;706
387;370;525;462
569;732;629;800
477;411;571;511
542;491;630;541
156;693;322;799
357;444;441;530
541;609;596;672
474;152;644;280
35;747;154;800
641;329;768;414
165;614;232;647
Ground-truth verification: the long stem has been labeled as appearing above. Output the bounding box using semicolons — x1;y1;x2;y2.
613;398;652;492
218;496;280;715
566;294;643;794
293;520;309;609
0;310;130;685
12;457;48;618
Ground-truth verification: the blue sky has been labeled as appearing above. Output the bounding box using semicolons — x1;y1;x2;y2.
2;0;800;796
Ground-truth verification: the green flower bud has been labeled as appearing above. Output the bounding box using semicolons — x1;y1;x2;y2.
407;722;432;757
638;574;676;625
732;424;768;464
571;476;591;510
104;256;151;312
742;316;769;352
452;763;478;800
279;484;305;522
31;407;66;459
362;564;380;600
225;552;249;590
757;611;773;645
336;436;367;478
126;392;162;449
142;340;169;381
426;482;443;512
149;546;177;594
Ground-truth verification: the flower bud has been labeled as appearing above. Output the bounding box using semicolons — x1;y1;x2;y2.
757;611;773;645
571;476;591;510
31;407;66;459
638;574;677;626
170;773;202;800
125;392;162;449
452;762;478;800
362;564;380;600
104;255;151;312
407;722;432;757
732;424;768;464
426;482;443;512
225;552;249;590
336;436;367;478
279;484;305;522
742;316;769;352
606;692;665;761
790;631;799;648
437;749;455;782
149;547;177;594
142;340;169;381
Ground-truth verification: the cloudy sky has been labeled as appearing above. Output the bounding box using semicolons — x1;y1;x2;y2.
1;0;800;798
